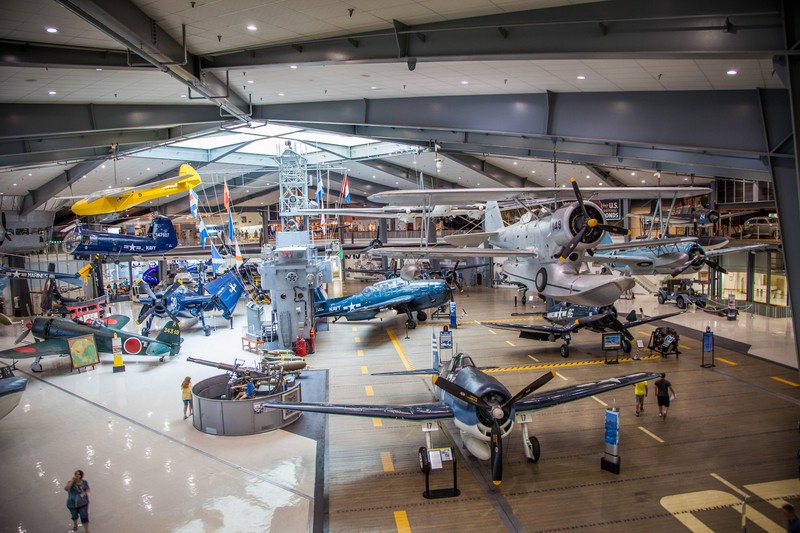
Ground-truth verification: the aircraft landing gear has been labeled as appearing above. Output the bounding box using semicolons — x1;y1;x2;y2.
560;343;569;358
30;358;43;373
418;446;431;474
199;312;211;336
622;338;632;354
203;326;211;336
518;413;540;463
417;310;427;322
141;327;149;336
406;319;417;330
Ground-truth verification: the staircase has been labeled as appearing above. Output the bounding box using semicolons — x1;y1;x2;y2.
633;275;659;295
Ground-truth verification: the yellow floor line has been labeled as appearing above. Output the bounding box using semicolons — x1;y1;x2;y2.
387;329;415;371
361;366;368;375
354;337;361;343
638;426;665;443
679;344;690;351
357;349;364;357
505;340;516;347
710;473;749;498
485;354;662;373
381;451;394;472
372;418;383;427
716;357;737;366
772;376;800;387
394;510;411;533
351;326;358;332
591;396;608;407
365;385;374;396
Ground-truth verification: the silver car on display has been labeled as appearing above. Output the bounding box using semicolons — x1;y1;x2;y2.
742;216;779;239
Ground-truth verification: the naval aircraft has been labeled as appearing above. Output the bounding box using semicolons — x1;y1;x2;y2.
64;215;178;257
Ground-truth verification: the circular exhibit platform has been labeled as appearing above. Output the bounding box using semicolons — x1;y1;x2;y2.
191;374;302;436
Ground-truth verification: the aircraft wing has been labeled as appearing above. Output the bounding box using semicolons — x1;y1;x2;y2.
298;207;402;219
514;372;661;412
704;243;771;257
357;294;417;312
258;401;454;420
627;213;701;227
444;231;499;247
623;310;684;328
370;247;537;260
369;187;710;206
104;315;131;329
589;253;655;269
0;339;71;360
593;237;697;251
486;320;589;336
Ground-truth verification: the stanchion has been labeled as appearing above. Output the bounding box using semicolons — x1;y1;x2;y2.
112;333;125;373
701;326;715;368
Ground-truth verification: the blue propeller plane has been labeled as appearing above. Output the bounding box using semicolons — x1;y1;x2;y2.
136;271;245;336
64;215;178;257
261;329;661;485
486;298;683;357
313;277;451;329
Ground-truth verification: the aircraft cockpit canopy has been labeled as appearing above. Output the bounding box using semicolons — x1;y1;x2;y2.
448;353;475;373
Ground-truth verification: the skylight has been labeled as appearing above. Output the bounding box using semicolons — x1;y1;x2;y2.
287;131;376;147
229;123;302;137
171;133;260;149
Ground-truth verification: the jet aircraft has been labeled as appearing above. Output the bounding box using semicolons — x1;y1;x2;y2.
136;271;245;336
0;264;90;292
369;180;709;307
0;315;181;371
67;164;202;216
313;277;451;329
486;299;683;357
261;329;661;485
64;215;178;257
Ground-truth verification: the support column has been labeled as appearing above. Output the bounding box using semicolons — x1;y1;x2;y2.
426;218;437;245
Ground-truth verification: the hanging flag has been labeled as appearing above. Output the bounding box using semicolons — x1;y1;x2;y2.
320;213;326;235
189;189;199;219
210;241;224;273
198;217;209;248
223;181;231;211
227;210;235;242
342;174;351;204
315;174;324;206
234;237;243;265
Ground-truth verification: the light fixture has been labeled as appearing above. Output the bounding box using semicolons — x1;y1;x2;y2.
458;176;462;180
108;185;112;189
577;75;586;80
476;183;480;186
45;27;58;33
290;65;298;69
247;80;254;84
531;170;536;174
126;177;130;180
371;86;377;90
372;175;376;178
27;173;32;176
146;168;150;171
180;94;186;98
641;180;646;183
461;80;469;85
48;90;56;95
631;172;636;176
435;158;444;171
278;93;285;96
586;175;590;178
547;178;552;181
12;183;17;186
101;165;106;169
684;177;689;181
513;161;517;165
727;69;738;75
247;24;257;31
95;68;103;72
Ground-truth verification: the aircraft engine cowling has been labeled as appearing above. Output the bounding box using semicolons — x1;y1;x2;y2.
686;244;706;270
549;202;607;250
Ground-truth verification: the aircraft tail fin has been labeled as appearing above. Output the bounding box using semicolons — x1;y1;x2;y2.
155;320;182;355
313;288;329;315
483;201;503;232
544;297;558;313
206;272;244;319
151;216;178;248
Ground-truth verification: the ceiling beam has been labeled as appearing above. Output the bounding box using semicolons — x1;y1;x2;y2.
20;159;105;215
0;40;143;70
442;153;526;187
202;0;783;71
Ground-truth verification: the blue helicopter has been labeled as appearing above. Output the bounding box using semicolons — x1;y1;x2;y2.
313;277;451;329
64;216;178;257
136;271;245;336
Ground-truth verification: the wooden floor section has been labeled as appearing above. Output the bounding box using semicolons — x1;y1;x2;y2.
315;286;800;533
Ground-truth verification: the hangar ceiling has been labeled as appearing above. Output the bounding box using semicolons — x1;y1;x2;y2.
0;0;794;218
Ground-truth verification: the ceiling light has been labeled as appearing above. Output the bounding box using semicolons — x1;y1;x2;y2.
577;75;586;80
108;185;112;189
684;177;689;181
641;180;646;183
435;159;444;171
247;24;257;31
95;68;102;71
247;80;254;84
146;168;150;171
395;181;399;185
531;170;536;174
48;90;56;95
371;86;377;90
727;69;738;75
27;173;32;176
513;161;517;165
458;176;462;180
290;65;297;69
278;93;285;96
45;27;58;33
372;175;376;178
180;94;186;98
126;177;130;180
101;165;106;169
12;183;17;186
586;175;590;178
246;189;249;193
460;80;469;85
631;172;636;176
547;178;552;181
476;183;480;186
599;182;603;186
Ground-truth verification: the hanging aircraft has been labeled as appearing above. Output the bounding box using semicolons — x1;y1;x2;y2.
63;215;178;257
0;264;90;292
136;271;245;336
299;204;486;228
628;204;754;231
590;234;770;278
66;164;202;216
261;329;661;485
0;315;181;371
313;277;451;329
368;180;709;307
486;298;684;357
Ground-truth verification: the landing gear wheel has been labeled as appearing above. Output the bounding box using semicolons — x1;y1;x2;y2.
535;268;548;292
141;327;149;336
418;447;431;474
676;296;687;310
416;310;427;322
526;436;541;463
560;344;569;358
657;293;665;305
622;338;632;354
204;326;211;336
406;319;417;330
30;362;43;373
159;356;165;362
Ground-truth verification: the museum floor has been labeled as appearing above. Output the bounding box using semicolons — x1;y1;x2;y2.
1;285;799;532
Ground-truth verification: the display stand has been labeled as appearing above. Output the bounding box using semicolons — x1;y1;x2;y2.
419;422;460;499
701;326;715;368
600;407;621;474
601;333;621;364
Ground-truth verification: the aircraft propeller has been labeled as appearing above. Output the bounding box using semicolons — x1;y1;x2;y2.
432;370;555;484
136;280;182;325
14;321;33;344
444;260;464;293
670;247;728;278
555;178;629;261
0;213;11;245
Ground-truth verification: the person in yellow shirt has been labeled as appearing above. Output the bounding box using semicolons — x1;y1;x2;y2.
181;376;193;419
634;381;648;416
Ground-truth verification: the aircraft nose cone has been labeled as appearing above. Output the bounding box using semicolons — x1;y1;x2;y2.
491;407;504;420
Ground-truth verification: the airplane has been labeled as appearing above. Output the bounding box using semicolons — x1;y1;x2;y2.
299;204;486;229
0;366;27;421
486;298;684;357
590;234;769;278
136;271;245;336
261;329;661;485
63;215;178;257
313;277;451;329
0;315;182;371
347;258;482;292
628;203;754;231
368;180;709;307
0;264;90;292
67;164;202;216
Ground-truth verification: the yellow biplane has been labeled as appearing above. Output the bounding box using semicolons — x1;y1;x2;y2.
70;164;201;216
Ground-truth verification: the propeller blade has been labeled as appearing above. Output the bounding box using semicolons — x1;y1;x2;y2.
14;324;32;344
569;177;589;220
165;308;180;323
606;317;635;341
704;258;727;274
503;370;556;408
490;419;503;486
163;282;182;299
432;375;484;409
670;260;694;279
138;280;158;300
556;226;587;261
136;305;153;325
596;224;629;236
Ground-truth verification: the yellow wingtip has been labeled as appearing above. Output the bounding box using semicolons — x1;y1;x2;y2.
493;480;502;486
570;177;576;183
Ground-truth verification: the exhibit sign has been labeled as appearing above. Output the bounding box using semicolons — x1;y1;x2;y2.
598;199;622;221
68;334;99;372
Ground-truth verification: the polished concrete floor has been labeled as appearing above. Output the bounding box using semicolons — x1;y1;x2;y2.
1;285;799;532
